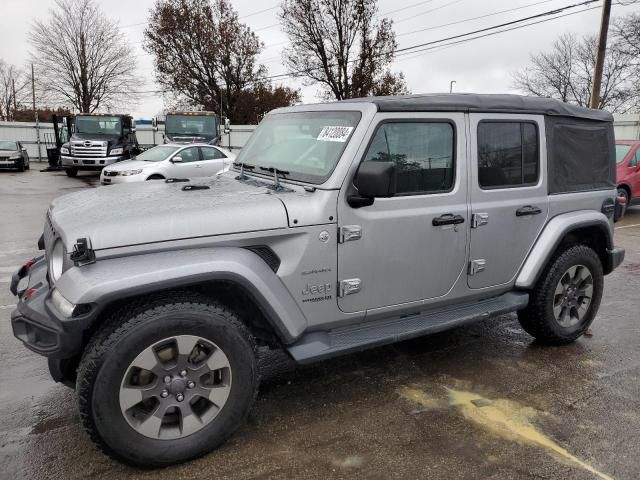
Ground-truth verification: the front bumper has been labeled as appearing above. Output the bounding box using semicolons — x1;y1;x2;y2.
100;172;147;184
604;246;625;274
0;159;21;168
61;154;122;169
9;258;87;361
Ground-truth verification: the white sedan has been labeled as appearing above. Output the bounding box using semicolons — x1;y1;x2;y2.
100;143;235;185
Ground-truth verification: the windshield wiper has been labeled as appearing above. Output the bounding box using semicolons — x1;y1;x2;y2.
259;166;290;190
233;161;255;178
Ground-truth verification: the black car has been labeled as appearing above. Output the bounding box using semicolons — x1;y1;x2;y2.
0;140;30;171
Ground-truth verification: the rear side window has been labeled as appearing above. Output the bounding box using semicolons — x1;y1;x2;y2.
477;122;539;189
362;122;455;195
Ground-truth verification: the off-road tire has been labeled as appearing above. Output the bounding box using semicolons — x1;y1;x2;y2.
518;244;604;345
65;167;78;177
77;293;259;467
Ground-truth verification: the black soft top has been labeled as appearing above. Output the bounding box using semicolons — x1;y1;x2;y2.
341;93;613;122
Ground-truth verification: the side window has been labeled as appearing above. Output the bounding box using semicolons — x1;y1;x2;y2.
631;150;639;167
177;147;200;163
477;121;539;189
362;122;455;195
200;147;226;160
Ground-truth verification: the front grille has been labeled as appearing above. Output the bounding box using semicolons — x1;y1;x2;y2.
44;212;55;249
71;141;107;158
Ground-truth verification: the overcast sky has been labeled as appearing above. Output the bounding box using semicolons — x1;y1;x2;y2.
1;0;639;119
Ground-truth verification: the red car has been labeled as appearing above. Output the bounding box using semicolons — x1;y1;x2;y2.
617;140;640;209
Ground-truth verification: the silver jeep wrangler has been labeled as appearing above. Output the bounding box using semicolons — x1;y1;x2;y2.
10;94;625;467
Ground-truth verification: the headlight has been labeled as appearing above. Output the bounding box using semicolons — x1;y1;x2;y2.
60;147;69;155
110;147;124;156
9;154;21;159
50;289;76;317
121;169;142;176
49;239;64;282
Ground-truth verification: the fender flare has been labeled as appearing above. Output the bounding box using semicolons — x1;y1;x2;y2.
515;210;613;289
55;247;307;343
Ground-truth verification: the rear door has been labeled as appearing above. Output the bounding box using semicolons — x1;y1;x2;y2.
199;146;227;176
468;114;549;289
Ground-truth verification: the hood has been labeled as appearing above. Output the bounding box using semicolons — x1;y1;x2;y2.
103;159;154;172
49;176;288;250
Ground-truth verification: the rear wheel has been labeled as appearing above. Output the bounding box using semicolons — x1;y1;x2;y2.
77;294;258;467
65;167;78;177
518;244;603;345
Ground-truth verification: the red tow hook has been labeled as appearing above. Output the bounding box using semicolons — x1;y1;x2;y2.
23;287;39;299
23;257;37;270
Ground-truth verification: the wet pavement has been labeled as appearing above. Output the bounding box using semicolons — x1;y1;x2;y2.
1;167;639;479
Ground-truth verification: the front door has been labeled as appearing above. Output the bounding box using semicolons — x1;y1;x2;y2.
170;146;202;178
337;113;468;314
467;114;549;289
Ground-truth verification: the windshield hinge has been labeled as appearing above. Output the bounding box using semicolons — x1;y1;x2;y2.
70;237;96;266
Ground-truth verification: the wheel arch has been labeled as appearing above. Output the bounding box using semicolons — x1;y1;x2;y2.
56;247;307;350
516;210;614;289
617;183;631;199
145;173;165;180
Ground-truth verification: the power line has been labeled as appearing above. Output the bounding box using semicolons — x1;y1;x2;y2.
262;0;600;81
395;0;469;24
396;0;557;37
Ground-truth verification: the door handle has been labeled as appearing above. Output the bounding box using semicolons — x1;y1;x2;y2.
516;205;542;216
432;213;465;226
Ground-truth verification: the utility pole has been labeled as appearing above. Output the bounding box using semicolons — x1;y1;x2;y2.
590;0;612;109
31;63;42;161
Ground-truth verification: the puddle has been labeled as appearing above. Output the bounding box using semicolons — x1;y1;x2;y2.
400;386;613;480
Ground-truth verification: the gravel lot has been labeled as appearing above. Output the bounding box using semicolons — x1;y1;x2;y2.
1;167;639;480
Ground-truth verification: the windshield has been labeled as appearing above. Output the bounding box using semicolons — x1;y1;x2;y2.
76;116;122;135
165;115;218;136
135;145;181;162
616;144;632;164
0;141;17;150
234;111;361;184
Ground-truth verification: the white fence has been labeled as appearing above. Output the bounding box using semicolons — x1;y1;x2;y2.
2;114;638;161
614;114;640;141
0;121;257;160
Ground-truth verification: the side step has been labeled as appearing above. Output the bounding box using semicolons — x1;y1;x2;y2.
287;292;529;363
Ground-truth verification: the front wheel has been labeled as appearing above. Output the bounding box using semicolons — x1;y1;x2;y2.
518;244;604;345
65;167;78;177
77;294;258;467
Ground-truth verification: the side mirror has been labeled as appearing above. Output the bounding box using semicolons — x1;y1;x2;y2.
171;156;183;163
224;118;231;134
349;161;397;208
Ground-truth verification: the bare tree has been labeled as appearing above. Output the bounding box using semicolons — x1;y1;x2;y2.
280;0;409;100
28;0;139;113
144;0;297;121
0;60;29;120
513;32;637;113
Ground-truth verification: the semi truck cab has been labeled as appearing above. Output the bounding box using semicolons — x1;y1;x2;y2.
60;114;139;177
162;111;220;145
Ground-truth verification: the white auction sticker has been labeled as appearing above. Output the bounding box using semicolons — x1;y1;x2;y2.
317;126;354;142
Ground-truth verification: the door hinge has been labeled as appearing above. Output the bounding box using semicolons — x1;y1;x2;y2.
338;278;362;297
468;259;486;275
471;213;489;228
338;225;362;243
